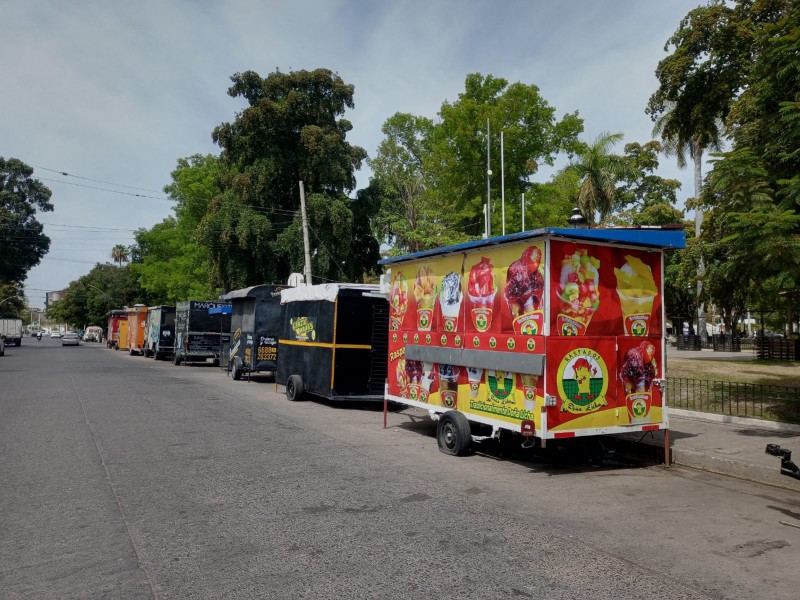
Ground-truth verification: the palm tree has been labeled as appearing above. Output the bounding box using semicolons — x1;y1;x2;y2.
566;132;636;225
652;101;724;345
111;244;129;267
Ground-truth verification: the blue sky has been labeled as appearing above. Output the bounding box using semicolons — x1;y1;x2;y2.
2;0;703;307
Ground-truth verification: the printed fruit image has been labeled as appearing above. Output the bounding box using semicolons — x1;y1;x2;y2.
504;246;544;316
620;341;657;393
413;265;437;309
389;272;409;329
614;255;658;336
557;249;600;329
468;257;497;331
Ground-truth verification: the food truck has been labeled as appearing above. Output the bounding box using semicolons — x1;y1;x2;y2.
221;284;287;381
126;304;148;355
380;227;685;456
174;300;231;365
143;305;176;360
106;309;128;350
277;284;388;402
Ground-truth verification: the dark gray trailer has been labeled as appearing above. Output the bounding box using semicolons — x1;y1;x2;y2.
221;284;288;381
174;300;231;366
276;284;388;402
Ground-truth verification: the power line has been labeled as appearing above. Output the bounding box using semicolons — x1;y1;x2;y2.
32;165;165;194
35;176;170;200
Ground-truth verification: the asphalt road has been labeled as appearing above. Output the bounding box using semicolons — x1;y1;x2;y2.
1;338;799;599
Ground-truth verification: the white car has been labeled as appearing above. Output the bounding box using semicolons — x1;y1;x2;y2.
51;331;62;339
61;331;80;346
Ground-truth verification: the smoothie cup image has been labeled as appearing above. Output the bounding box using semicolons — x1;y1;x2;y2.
414;265;437;331
556;249;600;335
438;364;461;409
440;272;463;332
419;362;435;403
405;360;424;401
520;373;539;410
614;255;658;336
620;342;657;425
389;273;409;330
467;257;497;332
467;367;483;398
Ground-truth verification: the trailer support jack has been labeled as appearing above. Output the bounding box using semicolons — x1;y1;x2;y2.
765;444;800;480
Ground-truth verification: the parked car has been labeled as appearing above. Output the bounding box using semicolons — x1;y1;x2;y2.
61;331;80;346
51;331;62;339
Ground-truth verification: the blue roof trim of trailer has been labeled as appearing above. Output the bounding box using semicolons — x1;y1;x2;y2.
378;227;686;265
208;305;232;314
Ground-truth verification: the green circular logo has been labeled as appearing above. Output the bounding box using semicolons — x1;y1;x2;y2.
631;320;647;336
455;335;462;346
507;338;516;350
489;337;497;349
403;333;409;343
392;333;398;343
476;314;488;330
527;338;536;351
413;333;419;343
425;334;431;344
441;334;447;345
472;336;480;348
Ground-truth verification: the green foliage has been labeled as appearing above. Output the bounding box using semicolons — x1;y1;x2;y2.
202;69;374;287
0;157;53;284
369;73;583;253
130;154;222;301
47;264;147;327
0;282;25;316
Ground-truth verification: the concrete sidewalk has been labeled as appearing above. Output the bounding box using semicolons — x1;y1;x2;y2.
615;410;800;492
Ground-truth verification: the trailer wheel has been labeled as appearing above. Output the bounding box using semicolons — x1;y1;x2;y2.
173;351;182;366
286;375;305;401
231;358;243;381
437;411;472;456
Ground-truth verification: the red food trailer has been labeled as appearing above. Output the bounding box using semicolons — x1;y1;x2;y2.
380;226;685;457
106;309;127;350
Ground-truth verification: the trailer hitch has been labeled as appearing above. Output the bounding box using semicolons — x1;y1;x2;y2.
765;444;800;480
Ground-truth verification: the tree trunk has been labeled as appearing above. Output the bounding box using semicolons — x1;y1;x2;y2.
693;143;708;346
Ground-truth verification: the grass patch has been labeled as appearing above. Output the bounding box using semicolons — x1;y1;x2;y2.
666;356;800;387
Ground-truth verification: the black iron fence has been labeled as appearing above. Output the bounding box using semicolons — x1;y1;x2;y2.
668;377;800;424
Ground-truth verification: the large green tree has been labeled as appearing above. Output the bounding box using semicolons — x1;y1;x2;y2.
131;154;222;302
0;157;52;284
369;73;583;253
202;68;375;288
47;264;146;328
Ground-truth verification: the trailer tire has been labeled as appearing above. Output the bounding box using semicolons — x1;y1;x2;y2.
231;358;243;381
437;411;472;456
173;351;182;366
286;375;305;401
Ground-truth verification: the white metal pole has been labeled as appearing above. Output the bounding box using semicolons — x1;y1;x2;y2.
299;180;313;286
522;193;525;232
486;119;491;237
483;203;488;238
501;131;505;236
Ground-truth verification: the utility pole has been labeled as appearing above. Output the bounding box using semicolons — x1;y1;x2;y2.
486;119;491;237
501;130;505;236
299;181;313;286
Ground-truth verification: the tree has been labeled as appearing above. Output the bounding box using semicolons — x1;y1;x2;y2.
0;157;53;284
131;155;222;302
47;264;146;328
565;132;638;225
369;73;583;252
111;244;129;267
201;68;372;288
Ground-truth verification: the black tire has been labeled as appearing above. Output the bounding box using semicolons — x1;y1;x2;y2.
436;411;472;456
154;350;161;361
15;340;21;347
231;359;243;381
173;351;182;366
286;375;305;401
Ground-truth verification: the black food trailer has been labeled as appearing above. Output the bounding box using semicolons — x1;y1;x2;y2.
221;284;287;381
174;300;232;365
277;283;389;402
143;305;175;360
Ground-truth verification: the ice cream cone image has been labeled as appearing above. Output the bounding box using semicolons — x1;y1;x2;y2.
615;255;658;336
467;367;483;398
440;271;463;332
414;265;437;331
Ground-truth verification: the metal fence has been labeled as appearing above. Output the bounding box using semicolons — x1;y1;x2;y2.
668;378;800;424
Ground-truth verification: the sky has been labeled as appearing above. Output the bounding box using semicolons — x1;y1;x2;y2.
2;0;705;308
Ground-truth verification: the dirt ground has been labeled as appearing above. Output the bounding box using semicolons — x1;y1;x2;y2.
667;356;800;387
